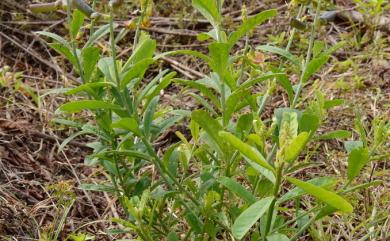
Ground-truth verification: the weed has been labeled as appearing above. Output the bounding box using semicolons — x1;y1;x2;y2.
35;0;388;240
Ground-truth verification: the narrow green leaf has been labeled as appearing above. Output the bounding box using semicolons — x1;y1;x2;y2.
120;58;154;89
192;0;221;27
66;82;115;96
238;72;285;90
174;78;220;109
143;96;159;137
283;131;310;163
224;89;248;126
192;110;225;154
82;46;100;82
71;9;85;39
111;118;141;136
124;36;156;69
84;24;112;49
58;130;89;152
229;9;277;47
302;55;329;83
154;50;211;63
324;99;344;109
257;45;300;66
279;176;337;203
217;176;257;204
279;111;298;147
267;233;290;241
36;31;70;48
219;131;274;172
98;57;116;82
79;183;116;193
232;197;273;240
286;177;353;213
58;100;121;113
208;42;235;89
48;43;76;66
347;147;370;181
93;150;151;161
185;211;203;233
144;72;176;107
317;130;351;140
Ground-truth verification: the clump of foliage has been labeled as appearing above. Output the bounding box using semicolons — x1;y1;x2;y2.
37;0;388;240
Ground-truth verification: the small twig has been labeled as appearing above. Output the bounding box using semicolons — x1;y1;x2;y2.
0;31;80;84
161;56;206;79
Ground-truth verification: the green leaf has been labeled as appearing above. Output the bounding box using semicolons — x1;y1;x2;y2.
257;45;300;66
185;211;203;233
111;118;141;136
167;232;179;241
143;96;159;138
174;78;220;109
71;9;85;39
192;110;226;154
219;131;274;172
267;233;290;241
208;42;235;89
66;82;115;96
238;72;285;90
58;130;89;152
299;113;320;134
144;72;176;106
286;177;353;213
273;71;294;103
48;43;76;66
283;131;310;163
120;58;155;89
84;24;112;48
82;46;100;82
236;113;253;138
98;57;116;82
192;0;221;27
279;176;337;203
224;89;248;126
154;50;211;63
36;31;70;48
79;183;116;193
93;150;151;161
217;176;256;204
279;111;298;148
302;54;329;83
344;140;363;153
232;197;273;240
347;147;370;181
58;100;122;113
324;99;344;109
124;36;156;69
229;9;277;47
317;130;351;140
245;158;276;184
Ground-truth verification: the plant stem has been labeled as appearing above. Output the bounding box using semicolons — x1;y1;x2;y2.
109;8;121;86
264;163;284;238
66;0;85;84
140;137;201;208
292;0;322;108
133;0;149;50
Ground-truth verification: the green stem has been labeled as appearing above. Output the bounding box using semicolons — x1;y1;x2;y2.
133;0;149;50
141;137;201;208
292;0;322;108
109;8;121;86
264;163;284;238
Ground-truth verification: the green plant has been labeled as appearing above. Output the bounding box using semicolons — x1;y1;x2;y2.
36;0;387;240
